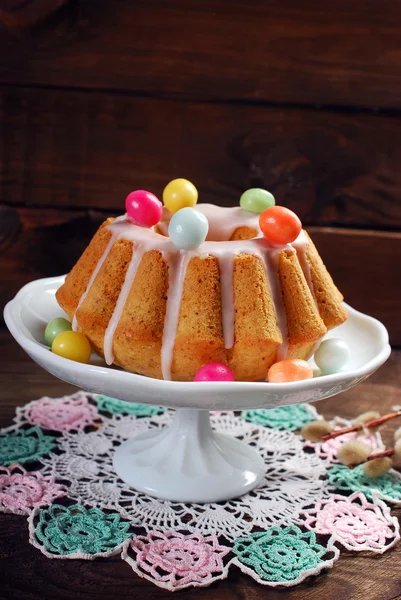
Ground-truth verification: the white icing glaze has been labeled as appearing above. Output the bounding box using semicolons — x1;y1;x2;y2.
72;231;119;331
293;233;318;309
72;205;315;380
160;251;192;381
219;253;236;349
257;249;289;362
103;243;145;365
158;204;260;241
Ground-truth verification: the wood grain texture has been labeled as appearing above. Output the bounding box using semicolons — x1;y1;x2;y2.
0;0;67;28
1;0;401;109
307;227;401;346
1;206;400;345
0;206;106;317
2;86;401;229
0;332;400;600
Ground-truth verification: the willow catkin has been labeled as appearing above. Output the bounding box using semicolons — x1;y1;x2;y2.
300;420;333;442
352;411;381;426
363;457;392;478
394;439;401;457
337;440;371;466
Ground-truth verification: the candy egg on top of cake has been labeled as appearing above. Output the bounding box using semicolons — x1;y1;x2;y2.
55;180;348;381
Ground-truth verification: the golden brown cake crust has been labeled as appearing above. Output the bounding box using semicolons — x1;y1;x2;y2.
56;211;347;381
304;231;348;330
56;218;115;320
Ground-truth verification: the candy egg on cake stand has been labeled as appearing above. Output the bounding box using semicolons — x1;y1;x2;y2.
4;185;391;503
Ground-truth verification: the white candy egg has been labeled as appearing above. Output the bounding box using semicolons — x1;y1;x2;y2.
168;207;209;250
314;338;350;374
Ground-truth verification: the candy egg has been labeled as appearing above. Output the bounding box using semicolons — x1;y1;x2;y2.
45;317;72;346
259;206;302;245
168;207;209;250
314;338;350;374
163;178;198;213
195;363;235;382
52;331;92;364
125;190;163;228
240;188;275;214
267;359;313;383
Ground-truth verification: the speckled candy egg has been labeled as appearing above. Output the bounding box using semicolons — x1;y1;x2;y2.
267;359;313;383
194;363;235;382
125;190;163;228
259;206;302;245
240;188;275;214
314;338;350;374
52;331;92;364
168;207;209;250
163;178;198;213
45;317;72;345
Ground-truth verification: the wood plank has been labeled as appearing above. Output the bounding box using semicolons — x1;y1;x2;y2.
2;0;401;108
0;331;400;600
2;86;401;229
308;227;401;347
1;206;400;345
0;206;106;315
0;0;67;28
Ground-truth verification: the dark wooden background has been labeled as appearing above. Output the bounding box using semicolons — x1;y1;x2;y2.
1;2;401;599
1;0;401;346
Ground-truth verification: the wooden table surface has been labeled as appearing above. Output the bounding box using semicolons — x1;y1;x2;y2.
0;331;400;600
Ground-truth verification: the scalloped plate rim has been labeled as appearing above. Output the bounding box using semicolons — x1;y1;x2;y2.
3;275;391;410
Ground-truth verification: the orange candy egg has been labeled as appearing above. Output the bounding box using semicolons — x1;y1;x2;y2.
267;359;313;383
259;206;302;245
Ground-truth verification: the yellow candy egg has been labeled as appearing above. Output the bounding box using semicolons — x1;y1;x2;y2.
163;178;198;213
52;331;92;364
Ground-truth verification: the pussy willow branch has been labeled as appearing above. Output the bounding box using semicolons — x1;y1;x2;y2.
321;411;401;441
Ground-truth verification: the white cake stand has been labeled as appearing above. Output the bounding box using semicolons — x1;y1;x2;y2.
4;276;391;503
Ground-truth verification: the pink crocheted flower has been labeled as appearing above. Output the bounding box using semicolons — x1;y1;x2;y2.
24;393;100;432
302;491;399;552
122;530;230;590
0;464;65;515
305;431;378;463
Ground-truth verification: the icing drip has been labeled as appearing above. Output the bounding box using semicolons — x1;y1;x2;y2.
293;235;318;310
72;232;118;331
103;243;145;365
219;254;236;350
257;248;289;362
160;251;192;380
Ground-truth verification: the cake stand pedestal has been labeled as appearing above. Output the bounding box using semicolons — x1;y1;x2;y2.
4;276;391;503
113;409;264;502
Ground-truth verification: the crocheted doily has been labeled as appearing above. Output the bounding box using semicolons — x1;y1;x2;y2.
1;392;400;591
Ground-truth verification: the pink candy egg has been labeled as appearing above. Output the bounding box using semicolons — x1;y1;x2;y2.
194;363;235;382
125;190;163;228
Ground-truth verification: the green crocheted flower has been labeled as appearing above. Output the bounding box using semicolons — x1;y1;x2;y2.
232;525;330;584
240;405;315;431
327;464;401;502
34;504;131;556
0;427;57;466
95;395;165;417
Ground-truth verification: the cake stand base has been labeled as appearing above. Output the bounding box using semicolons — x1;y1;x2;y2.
113;409;265;503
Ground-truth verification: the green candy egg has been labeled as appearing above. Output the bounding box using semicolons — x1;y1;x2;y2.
45;317;72;346
240;188;275;214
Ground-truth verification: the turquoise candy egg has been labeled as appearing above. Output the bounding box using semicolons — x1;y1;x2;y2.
240;188;275;214
314;338;350;374
168;207;209;250
45;317;72;346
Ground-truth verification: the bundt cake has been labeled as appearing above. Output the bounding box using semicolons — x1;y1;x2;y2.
56;203;347;381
